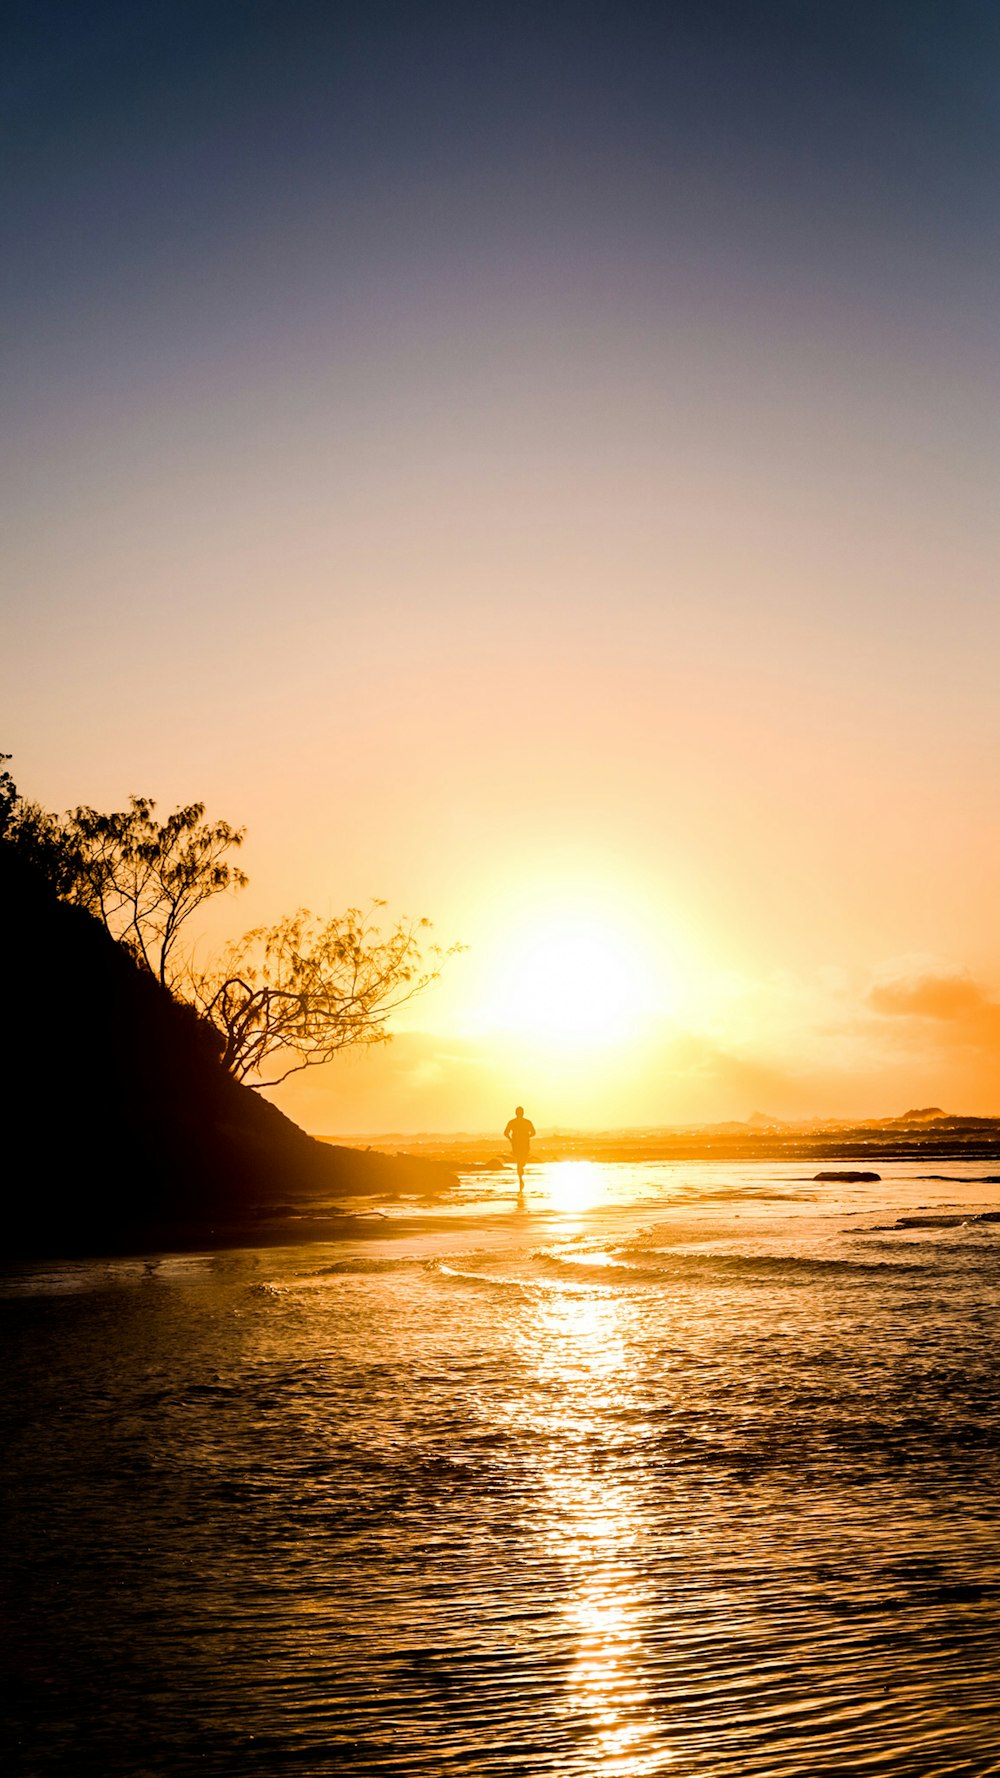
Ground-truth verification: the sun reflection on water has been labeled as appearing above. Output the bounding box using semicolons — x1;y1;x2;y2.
526;1288;674;1772
544;1159;605;1216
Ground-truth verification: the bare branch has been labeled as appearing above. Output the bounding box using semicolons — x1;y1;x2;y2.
186;907;459;1088
56;796;247;987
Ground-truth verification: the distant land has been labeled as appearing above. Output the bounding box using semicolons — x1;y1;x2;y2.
327;1108;1000;1168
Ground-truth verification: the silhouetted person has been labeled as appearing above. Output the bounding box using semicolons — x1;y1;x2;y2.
504;1105;535;1193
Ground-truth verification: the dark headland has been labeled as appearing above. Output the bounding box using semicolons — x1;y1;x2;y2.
0;849;457;1260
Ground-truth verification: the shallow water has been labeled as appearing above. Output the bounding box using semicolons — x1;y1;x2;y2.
2;1161;999;1775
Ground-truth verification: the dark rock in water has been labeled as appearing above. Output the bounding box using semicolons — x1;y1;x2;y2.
814;1170;881;1183
0;847;457;1257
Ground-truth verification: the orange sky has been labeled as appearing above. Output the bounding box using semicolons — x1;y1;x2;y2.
4;7;999;1131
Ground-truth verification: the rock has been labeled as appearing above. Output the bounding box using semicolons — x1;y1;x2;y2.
813;1170;881;1183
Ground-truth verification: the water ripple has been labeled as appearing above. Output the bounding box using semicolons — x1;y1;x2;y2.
2;1167;998;1774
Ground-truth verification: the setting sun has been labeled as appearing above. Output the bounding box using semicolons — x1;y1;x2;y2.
472;911;669;1048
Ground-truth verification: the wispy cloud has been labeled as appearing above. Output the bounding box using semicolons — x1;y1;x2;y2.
866;955;1000;1033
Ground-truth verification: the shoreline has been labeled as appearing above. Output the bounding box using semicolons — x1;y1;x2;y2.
6;1148;1000;1267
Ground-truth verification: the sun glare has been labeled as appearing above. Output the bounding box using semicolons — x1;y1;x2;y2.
475;910;668;1048
547;1160;604;1214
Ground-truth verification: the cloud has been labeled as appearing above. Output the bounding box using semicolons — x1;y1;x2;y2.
861;957;1000;1106
866;958;992;1021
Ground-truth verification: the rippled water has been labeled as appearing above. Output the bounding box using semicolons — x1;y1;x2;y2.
2;1161;999;1775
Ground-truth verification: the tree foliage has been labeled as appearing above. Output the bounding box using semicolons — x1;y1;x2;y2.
61;797;248;987
2;755;452;1091
0;755;15;839
1;767;92;896
188;906;447;1087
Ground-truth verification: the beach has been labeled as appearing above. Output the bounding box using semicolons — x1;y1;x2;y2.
2;1158;998;1775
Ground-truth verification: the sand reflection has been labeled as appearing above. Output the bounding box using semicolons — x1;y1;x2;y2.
530;1291;673;1773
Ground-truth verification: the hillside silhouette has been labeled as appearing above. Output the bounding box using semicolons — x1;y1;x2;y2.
1;848;455;1257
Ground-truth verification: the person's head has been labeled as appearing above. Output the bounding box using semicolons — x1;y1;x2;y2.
515;1105;524;1117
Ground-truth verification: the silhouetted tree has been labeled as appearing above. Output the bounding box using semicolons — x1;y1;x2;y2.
62;798;249;987
3;761;453;1090
1;780;247;988
0;755;15;838
1;759;85;892
188;905;448;1086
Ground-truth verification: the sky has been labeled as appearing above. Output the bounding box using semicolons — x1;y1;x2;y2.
4;1;999;1131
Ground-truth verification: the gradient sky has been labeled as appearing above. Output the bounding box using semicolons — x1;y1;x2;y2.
4;1;999;1130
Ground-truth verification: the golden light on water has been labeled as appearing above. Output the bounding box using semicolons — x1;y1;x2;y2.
527;1290;674;1772
567;1573;671;1776
545;1160;605;1215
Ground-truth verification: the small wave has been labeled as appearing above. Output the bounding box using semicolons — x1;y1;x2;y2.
312;1257;422;1276
919;1173;1000;1183
851;1237;999;1259
862;1211;1000;1233
670;1186;818;1203
433;1262;529;1294
640;1247;938;1280
523;1245;934;1285
538;1252;690;1285
433;1261;618;1298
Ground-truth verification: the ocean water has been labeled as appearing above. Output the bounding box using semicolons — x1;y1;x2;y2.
2;1160;999;1776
